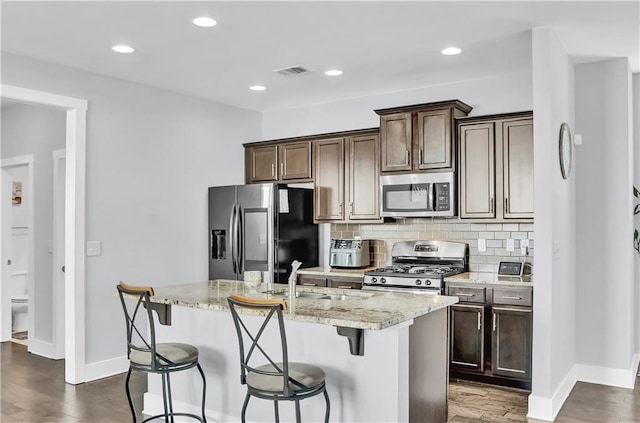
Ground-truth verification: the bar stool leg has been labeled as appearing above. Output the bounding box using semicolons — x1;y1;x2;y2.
323;389;331;423
273;401;280;423
161;373;170;423
125;368;136;423
166;373;175;423
196;363;207;423
294;400;301;423
241;393;251;423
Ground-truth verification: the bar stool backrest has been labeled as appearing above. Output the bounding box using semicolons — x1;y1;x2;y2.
117;281;163;371
227;294;294;396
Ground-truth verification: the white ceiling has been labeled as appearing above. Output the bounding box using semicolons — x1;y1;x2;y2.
2;1;638;112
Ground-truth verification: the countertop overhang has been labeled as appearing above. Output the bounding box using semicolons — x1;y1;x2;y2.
149;280;458;331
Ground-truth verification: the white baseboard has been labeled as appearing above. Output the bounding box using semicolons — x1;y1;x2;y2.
84;355;129;382
527;369;576;422
572;353;640;389
527;355;640;421
144;392;241;423
28;338;56;359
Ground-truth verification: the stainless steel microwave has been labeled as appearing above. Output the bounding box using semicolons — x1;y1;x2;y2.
380;173;456;217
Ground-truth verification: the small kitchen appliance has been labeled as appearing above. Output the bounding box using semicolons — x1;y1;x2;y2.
380;172;456;218
363;240;468;294
329;239;370;268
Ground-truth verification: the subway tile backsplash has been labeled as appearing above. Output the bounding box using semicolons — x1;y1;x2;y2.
331;218;534;273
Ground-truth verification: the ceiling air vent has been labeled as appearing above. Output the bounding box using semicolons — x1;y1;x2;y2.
273;65;310;76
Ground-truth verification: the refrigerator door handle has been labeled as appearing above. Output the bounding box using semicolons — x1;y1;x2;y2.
229;204;237;274
237;204;244;274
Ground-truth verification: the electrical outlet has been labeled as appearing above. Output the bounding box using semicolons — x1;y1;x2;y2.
506;239;515;252
478;238;486;252
521;239;530;248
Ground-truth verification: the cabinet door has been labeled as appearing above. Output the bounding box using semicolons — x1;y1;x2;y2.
247;145;278;183
450;304;485;372
459;122;495;218
327;276;363;290
501;118;534;219
415;108;452;170
297;275;328;287
380;112;412;172
280;142;312;180
314;138;345;221
346;134;380;220
491;306;532;380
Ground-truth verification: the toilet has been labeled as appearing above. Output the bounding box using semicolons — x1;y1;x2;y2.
10;274;28;333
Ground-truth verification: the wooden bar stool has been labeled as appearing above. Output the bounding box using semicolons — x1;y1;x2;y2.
117;281;207;423
227;293;330;423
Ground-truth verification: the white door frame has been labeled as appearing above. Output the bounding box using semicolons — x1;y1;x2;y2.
0;155;35;350
52;149;66;360
1;84;87;384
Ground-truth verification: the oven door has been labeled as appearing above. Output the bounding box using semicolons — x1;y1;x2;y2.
380;173;455;217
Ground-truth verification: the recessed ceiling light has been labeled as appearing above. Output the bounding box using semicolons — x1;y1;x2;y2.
112;45;135;54
325;69;343;76
249;85;266;91
193;17;217;28
441;47;462;56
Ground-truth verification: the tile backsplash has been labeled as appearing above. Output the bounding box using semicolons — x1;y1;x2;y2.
331;218;534;273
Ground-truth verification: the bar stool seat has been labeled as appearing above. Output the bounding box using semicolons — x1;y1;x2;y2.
117;281;207;423
246;362;326;394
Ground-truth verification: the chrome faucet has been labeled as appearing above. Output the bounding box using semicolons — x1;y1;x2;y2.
288;260;302;301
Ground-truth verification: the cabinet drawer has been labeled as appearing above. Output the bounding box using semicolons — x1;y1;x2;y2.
328;277;363;290
447;286;486;304
492;287;532;307
297;275;328;287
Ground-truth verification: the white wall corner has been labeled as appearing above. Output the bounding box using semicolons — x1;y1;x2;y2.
84;355;129;382
144;392;240;423
527;368;577;421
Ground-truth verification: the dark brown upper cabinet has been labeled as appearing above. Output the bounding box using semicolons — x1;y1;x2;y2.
375;100;472;174
458;111;533;221
245;141;312;183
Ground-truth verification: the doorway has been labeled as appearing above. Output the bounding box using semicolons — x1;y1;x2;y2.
0;84;87;384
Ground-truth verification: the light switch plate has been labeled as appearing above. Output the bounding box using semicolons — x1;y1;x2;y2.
478;238;486;252
506;239;515;252
87;241;102;257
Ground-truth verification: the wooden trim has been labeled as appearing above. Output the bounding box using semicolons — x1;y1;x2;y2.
455;111;533;124
228;293;287;310
243;127;379;147
118;281;155;297
375;99;473;116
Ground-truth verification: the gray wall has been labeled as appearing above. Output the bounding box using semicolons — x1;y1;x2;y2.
1;102;66;343
1;52;262;364
575;59;635;369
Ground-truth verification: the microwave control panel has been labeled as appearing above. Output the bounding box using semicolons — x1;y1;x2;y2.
434;182;451;211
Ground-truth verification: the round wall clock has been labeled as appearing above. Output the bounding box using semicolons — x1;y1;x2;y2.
559;122;573;179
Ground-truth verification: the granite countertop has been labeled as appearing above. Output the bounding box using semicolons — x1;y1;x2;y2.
150;280;458;330
297;266;376;278
445;272;533;287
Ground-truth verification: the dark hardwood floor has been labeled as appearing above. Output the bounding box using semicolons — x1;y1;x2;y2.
2;340;639;422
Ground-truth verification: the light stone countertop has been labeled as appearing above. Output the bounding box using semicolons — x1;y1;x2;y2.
150;280;458;330
297;266;376;278
445;272;533;287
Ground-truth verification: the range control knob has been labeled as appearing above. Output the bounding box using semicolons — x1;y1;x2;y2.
415;279;422;286
371;277;378;284
381;277;387;284
425;279;432;286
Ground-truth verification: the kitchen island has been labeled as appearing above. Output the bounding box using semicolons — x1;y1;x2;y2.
144;280;458;422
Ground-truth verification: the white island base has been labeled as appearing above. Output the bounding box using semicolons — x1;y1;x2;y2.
144;304;449;423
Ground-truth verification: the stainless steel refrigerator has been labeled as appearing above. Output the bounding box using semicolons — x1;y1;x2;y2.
208;183;318;284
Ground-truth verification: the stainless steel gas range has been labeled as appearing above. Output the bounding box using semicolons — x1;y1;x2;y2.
363;240;468;294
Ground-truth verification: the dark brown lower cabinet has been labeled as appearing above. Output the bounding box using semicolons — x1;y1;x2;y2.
297;274;362;289
450;304;484;372
447;283;532;389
